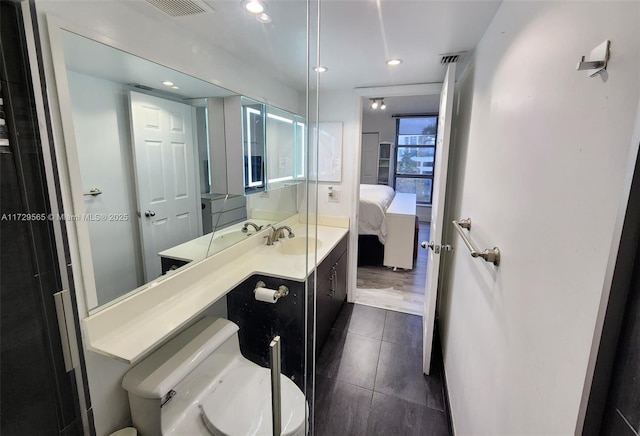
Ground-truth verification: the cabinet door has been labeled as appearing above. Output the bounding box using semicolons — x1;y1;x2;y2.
315;274;333;354
330;252;348;319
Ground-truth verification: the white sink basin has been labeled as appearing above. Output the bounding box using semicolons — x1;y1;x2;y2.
278;237;323;255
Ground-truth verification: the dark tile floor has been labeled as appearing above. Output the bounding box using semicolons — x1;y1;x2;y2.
314;303;451;436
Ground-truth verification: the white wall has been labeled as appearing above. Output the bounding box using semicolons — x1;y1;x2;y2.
362;108;396;143
302;90;362;297
439;2;640;434
67;71;144;305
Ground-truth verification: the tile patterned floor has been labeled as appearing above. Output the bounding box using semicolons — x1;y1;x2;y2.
314;303;451;436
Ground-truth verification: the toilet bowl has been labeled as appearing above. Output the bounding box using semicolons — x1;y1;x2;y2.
122;317;307;435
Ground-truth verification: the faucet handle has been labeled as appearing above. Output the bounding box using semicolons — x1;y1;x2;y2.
263;235;273;246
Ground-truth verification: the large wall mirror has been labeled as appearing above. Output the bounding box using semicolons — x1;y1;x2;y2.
49;6;308;312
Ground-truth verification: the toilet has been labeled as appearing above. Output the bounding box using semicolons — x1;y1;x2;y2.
122;317;307;435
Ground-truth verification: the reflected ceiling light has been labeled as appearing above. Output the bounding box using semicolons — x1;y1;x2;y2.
257;12;271;23
386;59;403;66
171;86;180;89
162;80;174;86
242;0;265;14
313;66;328;73
370;98;386;110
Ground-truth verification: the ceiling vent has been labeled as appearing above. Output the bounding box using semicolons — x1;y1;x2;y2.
439;51;468;64
130;83;154;91
145;0;214;17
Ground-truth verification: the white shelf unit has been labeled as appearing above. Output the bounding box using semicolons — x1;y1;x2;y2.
377;142;393;185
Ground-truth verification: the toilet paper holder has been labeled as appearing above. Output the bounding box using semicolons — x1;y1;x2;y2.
254;281;289;301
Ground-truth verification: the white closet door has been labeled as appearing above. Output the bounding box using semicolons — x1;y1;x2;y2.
361;132;379;184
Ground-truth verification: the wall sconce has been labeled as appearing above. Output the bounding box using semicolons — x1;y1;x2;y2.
370;98;386;110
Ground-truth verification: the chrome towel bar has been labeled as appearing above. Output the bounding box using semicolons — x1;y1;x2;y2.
452;218;500;266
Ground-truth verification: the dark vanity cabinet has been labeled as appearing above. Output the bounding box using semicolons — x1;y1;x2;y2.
226;275;306;389
160;257;189;274
313;234;348;354
225;232;348;391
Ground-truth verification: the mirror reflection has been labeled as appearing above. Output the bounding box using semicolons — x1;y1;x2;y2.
61;30;302;310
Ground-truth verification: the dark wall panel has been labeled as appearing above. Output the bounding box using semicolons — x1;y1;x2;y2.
0;2;84;434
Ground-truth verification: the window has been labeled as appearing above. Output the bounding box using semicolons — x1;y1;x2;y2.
394;116;437;204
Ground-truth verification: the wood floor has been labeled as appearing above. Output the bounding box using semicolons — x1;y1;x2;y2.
356;223;430;314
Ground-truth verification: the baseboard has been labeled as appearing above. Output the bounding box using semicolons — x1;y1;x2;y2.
438;321;455;436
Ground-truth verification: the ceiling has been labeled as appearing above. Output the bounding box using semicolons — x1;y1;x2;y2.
123;0;502;92
62;30;238;99
317;0;501;90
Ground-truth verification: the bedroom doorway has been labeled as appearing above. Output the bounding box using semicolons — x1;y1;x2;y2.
354;64;457;374
356;93;441;315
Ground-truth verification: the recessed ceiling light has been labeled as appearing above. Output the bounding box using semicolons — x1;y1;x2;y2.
171;86;180;89
257;13;271;23
162;80;174;86
242;0;265;14
386;59;403;66
313;66;327;73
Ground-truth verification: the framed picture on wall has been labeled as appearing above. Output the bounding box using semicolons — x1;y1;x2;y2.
311;121;343;182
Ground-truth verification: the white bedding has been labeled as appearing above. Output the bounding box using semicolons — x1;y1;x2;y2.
359;184;395;244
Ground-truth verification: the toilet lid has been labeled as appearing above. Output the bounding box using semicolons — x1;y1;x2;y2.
201;366;306;436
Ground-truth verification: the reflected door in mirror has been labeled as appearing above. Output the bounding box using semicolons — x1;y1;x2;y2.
129;91;200;281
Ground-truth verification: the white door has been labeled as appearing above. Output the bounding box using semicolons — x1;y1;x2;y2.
129;91;199;282
423;63;456;374
361;132;379;184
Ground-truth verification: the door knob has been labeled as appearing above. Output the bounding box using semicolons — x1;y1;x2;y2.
421;241;454;253
144;210;156;217
421;241;435;250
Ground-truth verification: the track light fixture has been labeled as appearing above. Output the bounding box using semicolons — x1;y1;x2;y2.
370;98;386;110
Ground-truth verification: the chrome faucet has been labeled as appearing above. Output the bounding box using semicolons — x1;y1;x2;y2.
274;226;295;240
264;226;295;245
242;222;262;233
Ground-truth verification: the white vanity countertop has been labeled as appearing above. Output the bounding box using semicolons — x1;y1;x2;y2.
158;218;274;263
82;214;349;364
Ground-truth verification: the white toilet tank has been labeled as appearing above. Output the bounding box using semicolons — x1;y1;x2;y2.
122;317;243;435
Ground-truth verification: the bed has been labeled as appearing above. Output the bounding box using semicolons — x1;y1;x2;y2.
358;184;396;244
358;184;418;269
